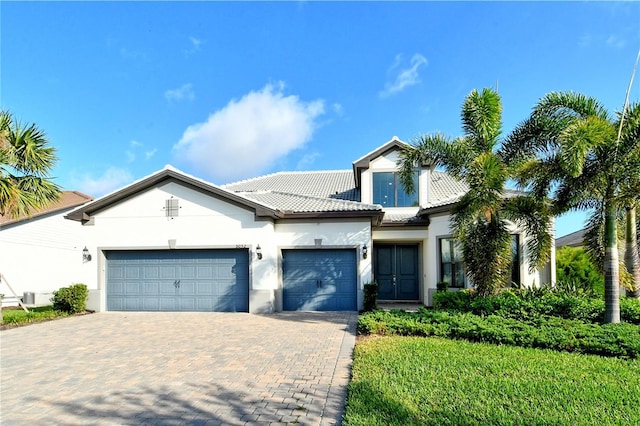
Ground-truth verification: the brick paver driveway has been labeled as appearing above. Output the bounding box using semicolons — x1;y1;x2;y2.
0;311;357;425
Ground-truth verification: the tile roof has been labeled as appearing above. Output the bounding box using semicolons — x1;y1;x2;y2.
223;170;360;201
0;191;94;226
424;171;469;208
237;191;380;213
556;229;585;248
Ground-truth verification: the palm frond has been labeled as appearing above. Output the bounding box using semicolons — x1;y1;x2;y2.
461;88;502;153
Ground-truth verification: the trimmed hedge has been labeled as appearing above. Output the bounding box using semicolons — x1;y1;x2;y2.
433;288;640;325
52;283;88;314
358;309;640;359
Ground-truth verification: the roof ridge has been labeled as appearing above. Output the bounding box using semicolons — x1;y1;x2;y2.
223;169;352;187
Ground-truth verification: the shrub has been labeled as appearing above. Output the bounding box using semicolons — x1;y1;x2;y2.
52;283;88;314
436;281;449;292
432;289;474;311
357;309;640;359
362;282;378;312
555;246;604;295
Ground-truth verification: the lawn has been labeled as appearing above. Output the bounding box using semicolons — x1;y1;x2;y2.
344;336;640;425
1;305;69;328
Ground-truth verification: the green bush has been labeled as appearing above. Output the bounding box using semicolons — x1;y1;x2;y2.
432;289;474;311
358;309;640;359
52;283;88;314
556;246;604;295
362;282;378;312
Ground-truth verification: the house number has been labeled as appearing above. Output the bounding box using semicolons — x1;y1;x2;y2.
236;244;248;248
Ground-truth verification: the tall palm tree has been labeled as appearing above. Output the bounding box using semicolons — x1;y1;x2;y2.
0;110;60;218
619;103;640;298
398;88;553;296
505;92;640;323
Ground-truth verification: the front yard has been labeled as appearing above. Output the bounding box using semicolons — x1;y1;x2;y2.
344;335;640;425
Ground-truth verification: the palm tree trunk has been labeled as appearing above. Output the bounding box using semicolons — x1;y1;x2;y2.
604;202;621;323
625;206;640;299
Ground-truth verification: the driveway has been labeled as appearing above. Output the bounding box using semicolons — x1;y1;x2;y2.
0;311;357;425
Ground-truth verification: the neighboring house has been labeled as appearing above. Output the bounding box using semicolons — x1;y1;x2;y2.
556;229;585;248
0;191;94;306
65;137;555;313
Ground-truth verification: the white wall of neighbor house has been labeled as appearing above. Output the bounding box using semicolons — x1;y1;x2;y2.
82;182;278;312
0;210;94;306
275;219;372;310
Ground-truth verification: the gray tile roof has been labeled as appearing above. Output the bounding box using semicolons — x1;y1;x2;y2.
425;171;469;208
223;170;359;201
237;191;380;213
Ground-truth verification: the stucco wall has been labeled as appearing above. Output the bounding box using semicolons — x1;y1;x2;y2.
0;210;94;304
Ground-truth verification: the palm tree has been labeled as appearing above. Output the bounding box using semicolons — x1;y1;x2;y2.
619;103;640;298
398;88;553;296
505;92;640;323
0;110;60;218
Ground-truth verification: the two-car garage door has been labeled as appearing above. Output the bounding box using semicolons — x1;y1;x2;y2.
106;249;249;312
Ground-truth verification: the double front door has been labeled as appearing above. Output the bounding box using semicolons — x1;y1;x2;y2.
374;244;420;300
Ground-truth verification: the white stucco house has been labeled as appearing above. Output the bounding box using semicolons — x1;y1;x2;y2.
63;137;555;313
0;191;94;306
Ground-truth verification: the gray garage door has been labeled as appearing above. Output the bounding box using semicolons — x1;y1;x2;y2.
282;249;357;311
106;249;249;312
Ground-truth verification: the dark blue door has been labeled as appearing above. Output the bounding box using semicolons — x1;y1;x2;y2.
106;249;249;312
374;244;419;300
282;249;357;311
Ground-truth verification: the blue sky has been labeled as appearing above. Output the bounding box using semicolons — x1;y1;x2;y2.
2;1;639;238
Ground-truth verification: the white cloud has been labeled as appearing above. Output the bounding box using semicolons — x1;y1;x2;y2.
173;82;325;182
72;167;133;197
165;83;195;102
606;35;625;49
145;148;157;160
379;53;428;98
296;152;321;170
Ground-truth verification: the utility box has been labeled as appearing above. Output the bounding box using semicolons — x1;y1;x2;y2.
23;292;35;305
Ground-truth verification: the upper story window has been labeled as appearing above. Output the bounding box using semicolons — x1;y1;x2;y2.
372;171;419;207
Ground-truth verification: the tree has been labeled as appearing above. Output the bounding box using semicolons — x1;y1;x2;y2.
0;110;60;218
505;93;640;323
398;88;553;296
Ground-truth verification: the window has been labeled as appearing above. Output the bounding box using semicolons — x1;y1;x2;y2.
511;234;521;286
372;171;419;207
439;238;466;288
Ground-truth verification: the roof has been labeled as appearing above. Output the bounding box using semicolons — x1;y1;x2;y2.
0;191;93;227
352;136;410;188
66;166;383;224
556;229;585;248
223;170;359;201
66;166;282;222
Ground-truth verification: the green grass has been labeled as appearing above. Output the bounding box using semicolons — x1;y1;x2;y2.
344;336;640;425
1;305;69;327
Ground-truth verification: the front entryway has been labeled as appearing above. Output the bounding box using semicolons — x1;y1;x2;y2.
282;249;357;311
374;244;420;300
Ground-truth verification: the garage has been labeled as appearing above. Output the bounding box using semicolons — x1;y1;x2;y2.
282;249;357;311
106;249;249;312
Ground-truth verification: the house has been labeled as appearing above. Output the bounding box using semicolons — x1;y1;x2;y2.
0;191;94;306
556;229;585;248
65;137;555;313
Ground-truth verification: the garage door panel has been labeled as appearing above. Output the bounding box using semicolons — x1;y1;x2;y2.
106;249;249;312
283;249;356;311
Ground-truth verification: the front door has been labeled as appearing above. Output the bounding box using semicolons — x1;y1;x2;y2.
374;244;420;300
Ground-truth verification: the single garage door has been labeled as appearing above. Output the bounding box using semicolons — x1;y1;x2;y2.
282;249;357;311
106;249;249;312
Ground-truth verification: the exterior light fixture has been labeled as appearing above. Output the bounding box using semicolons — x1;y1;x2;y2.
256;244;263;260
82;246;92;263
362;244;368;259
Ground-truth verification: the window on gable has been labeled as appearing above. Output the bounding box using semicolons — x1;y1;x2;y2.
372;171;418;207
165;198;179;218
439;238;466;288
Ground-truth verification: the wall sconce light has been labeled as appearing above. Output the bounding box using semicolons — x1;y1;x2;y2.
82;246;92;263
362;244;368;259
256;244;263;260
